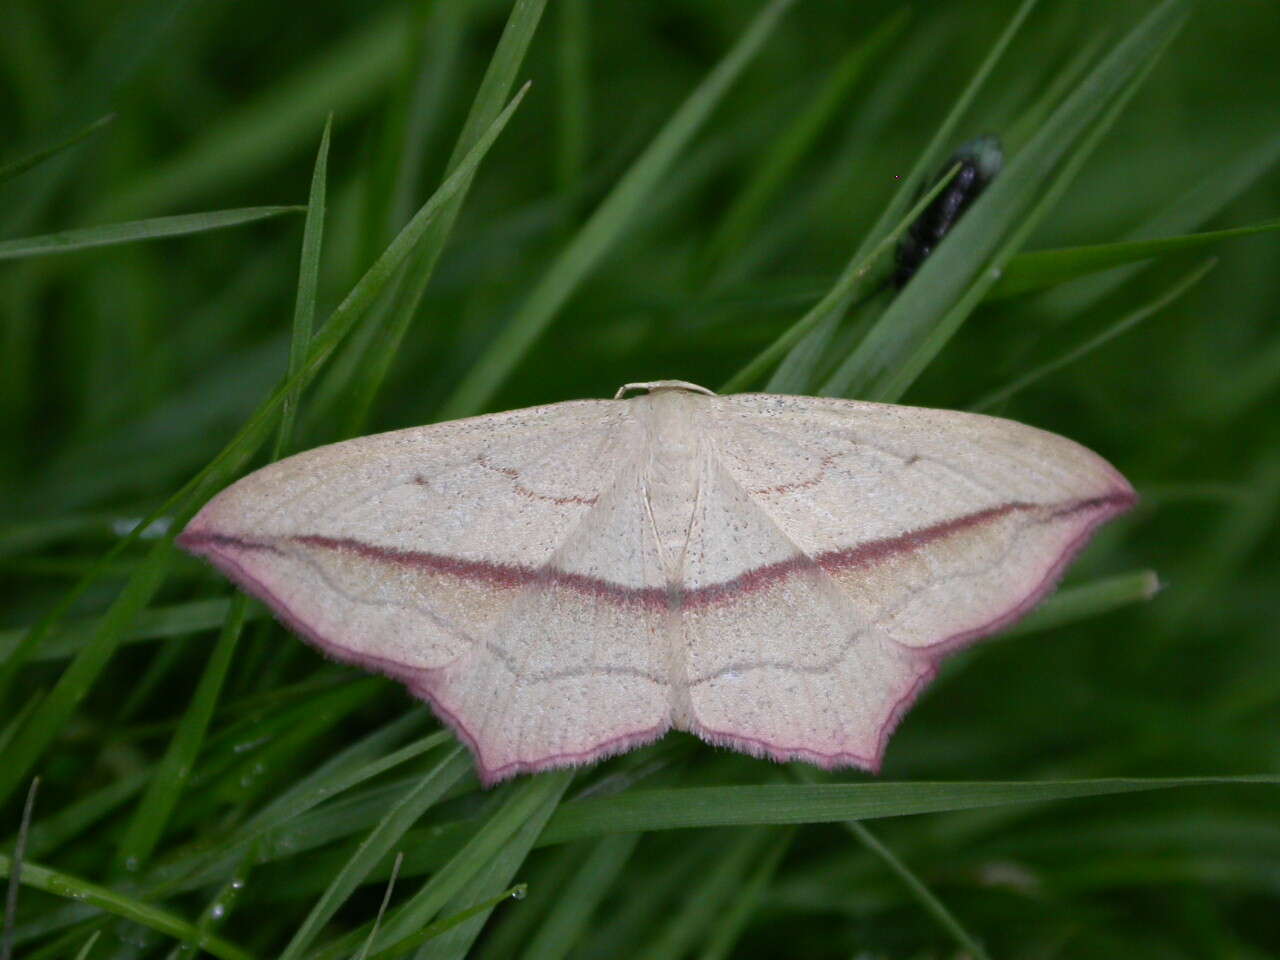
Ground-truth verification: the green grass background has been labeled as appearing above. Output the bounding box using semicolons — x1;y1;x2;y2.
2;0;1280;956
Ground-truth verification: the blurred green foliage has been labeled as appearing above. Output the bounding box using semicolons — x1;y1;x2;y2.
2;0;1279;956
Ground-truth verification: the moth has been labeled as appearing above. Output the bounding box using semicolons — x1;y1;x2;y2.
181;380;1133;783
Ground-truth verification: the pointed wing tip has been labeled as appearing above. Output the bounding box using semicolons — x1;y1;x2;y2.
174;524;210;557
912;485;1137;662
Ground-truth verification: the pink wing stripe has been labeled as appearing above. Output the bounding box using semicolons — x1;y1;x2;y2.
179;492;1133;612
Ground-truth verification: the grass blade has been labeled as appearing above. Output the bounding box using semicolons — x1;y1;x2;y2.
418;771;573;959
358;1;464;263
1;0;193;234
0;207;302;261
1003;570;1160;639
368;885;527;960
275;118;331;460
0;599;253;663
160;727;446;895
989;220;1278;301
1155;451;1280;639
313;772;572;960
115;112;329;858
0;114;114;186
1038;126;1280;317
356;852;403;960
114;599;248;872
539;776;1278;843
847;820;990;960
0;854;255;960
339;0;550;437
438;0;797;420
1;778;39;960
71;930;101;960
278;747;471;960
973;257;1215;410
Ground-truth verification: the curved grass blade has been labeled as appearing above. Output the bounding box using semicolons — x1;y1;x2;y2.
0;206;303;261
989;220;1277;301
974;257;1215;410
438;0;797;420
5;772;148;862
539;776;1278;844
0;114;114;186
0;84;529;809
0;854;255;960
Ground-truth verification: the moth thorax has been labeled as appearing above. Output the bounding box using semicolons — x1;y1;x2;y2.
640;391;702;573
